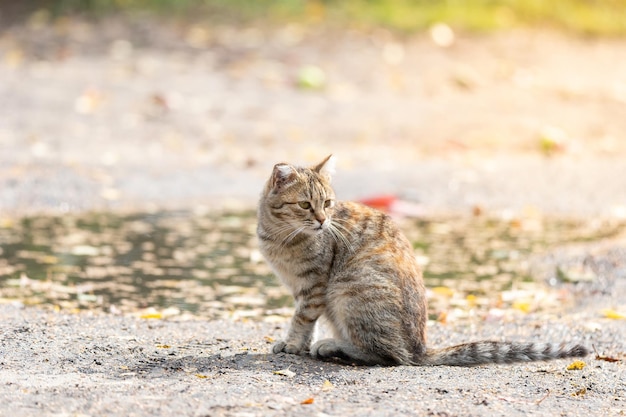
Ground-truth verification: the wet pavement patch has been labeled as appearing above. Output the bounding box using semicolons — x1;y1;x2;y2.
0;210;623;320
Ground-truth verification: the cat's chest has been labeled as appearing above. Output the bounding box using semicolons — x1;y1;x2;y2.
261;252;303;290
261;246;326;295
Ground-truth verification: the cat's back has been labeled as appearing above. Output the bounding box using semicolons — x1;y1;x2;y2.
334;201;412;251
332;201;419;273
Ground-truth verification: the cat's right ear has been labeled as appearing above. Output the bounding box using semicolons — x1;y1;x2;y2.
270;163;299;191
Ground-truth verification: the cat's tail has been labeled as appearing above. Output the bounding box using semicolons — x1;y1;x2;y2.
418;341;589;366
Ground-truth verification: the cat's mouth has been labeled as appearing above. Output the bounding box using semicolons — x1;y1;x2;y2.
306;223;326;234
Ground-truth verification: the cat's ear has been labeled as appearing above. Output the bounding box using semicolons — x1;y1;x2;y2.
270;163;299;191
313;154;335;181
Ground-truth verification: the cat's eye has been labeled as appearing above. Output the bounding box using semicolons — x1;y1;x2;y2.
298;201;312;210
324;200;334;208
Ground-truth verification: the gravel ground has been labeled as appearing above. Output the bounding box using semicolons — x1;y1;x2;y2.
1;16;626;417
1;300;624;417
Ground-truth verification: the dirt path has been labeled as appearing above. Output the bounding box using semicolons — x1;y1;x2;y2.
1;300;624;417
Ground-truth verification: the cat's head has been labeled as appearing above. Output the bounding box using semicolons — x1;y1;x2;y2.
261;155;336;235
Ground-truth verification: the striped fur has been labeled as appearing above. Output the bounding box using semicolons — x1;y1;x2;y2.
257;155;589;366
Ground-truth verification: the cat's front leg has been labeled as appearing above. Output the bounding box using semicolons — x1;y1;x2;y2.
273;302;321;355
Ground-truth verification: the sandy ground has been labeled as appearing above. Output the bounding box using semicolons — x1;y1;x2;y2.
1;16;626;417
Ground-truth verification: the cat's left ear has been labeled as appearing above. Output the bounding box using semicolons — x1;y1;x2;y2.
313;154;336;181
270;163;299;191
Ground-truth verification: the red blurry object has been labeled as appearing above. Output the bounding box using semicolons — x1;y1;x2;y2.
359;195;397;212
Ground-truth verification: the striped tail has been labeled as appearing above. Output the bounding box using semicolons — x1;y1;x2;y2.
419;341;589;366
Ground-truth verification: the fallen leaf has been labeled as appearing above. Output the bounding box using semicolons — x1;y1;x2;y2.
601;308;626;319
195;374;208;379
300;397;314;405
273;368;296;378
436;310;448;324
432;286;455;297
539;126;568;156
156;344;171;349
40;255;58;264
572;387;587;396
264;335;275;343
512;300;532;313
140;313;162;319
593;345;622;362
595;354;621;363
465;294;477;308
566;360;586;371
296;65;326;90
321;380;334;392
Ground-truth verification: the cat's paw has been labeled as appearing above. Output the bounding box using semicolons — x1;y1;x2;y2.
272;340;304;355
310;338;340;359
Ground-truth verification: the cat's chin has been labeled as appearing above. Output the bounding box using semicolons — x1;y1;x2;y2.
302;226;326;236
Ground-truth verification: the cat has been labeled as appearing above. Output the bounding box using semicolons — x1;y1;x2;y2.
256;155;589;366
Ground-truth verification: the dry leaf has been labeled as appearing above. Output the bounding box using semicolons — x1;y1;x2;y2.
601;309;626;319
195;374;208;379
512;300;532;313
436;310;448;324
321;380;334;392
432;286;454;297
155;344;171;349
465;294;477;308
140;313;162;319
593;345;621;362
273;368;296;378
300;397;314;405
595;354;621;363
566;360;586;371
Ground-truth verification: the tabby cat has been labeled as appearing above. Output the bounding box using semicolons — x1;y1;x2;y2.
257;155;588;366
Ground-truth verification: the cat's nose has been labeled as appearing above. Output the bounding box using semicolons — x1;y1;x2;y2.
315;214;326;224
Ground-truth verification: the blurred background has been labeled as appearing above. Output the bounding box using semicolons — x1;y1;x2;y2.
1;0;625;215
1;1;626;318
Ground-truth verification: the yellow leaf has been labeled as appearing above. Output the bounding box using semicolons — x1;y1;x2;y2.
512;300;532;313
567;360;586;371
465;294;477;307
436;310;447;324
273;368;295;378
602;309;626;319
321;380;334;392
432;286;454;297
140;313;162;319
155;344;171;349
264;335;275;343
195;374;208;379
40;255;58;264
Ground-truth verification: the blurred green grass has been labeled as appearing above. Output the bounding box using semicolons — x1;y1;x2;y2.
13;0;626;36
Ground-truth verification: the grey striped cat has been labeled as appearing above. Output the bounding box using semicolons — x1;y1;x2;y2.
257;155;589;366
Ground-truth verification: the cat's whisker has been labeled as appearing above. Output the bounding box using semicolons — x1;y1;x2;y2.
329;217;358;237
327;226;340;247
328;223;355;253
280;226;306;248
330;220;358;243
263;223;297;243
